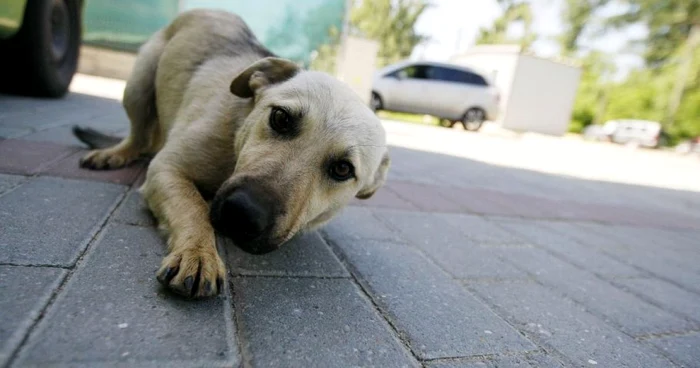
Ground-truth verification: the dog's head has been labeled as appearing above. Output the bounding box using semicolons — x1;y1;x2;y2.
210;57;389;254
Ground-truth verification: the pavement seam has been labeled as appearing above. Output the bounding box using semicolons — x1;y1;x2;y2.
0;263;71;270
420;349;556;365
606;277;700;325
4;190;129;368
219;240;244;368
489;257;685;367
635;328;700;341
0;175;30;200
366;210;545;358
320;233;423;366
230;273;350;279
540;222;700;298
354;203;700;231
223;242;252;368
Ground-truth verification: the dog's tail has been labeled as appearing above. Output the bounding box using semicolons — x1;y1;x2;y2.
72;126;123;149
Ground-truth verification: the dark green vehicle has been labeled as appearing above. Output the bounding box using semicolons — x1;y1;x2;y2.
0;0;83;97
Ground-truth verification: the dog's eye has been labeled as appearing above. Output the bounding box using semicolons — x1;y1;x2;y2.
269;107;294;135
329;160;354;181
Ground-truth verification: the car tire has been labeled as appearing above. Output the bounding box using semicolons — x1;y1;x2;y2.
461;108;485;131
370;92;383;113
0;0;81;98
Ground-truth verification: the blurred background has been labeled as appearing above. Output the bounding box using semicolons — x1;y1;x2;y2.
1;0;699;154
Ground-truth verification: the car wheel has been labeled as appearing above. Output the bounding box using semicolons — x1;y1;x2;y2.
370;92;383;113
461;108;485;131
1;0;81;98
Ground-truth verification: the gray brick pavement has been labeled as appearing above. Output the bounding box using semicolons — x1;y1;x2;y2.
468;280;675;368
3;92;700;367
234;277;417;368
0;266;66;364
328;237;535;360
497;247;697;336
14;224;238;367
0;177;125;267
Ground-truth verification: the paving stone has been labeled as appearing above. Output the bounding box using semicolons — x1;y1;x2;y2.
581;223;700;272
498;247;695;336
15;224;237;367
441;187;522;216
330;238;535;359
0;139;77;175
646;332;700;368
0;265;66;365
388;181;465;212
427;354;564;368
113;190;156;227
234;277;418;368
322;206;400;242
615;277;700;322
498;220;642;277
41;150;146;185
0;176;125;266
546;222;700;295
468;281;675;368
226;231;348;277
375;211;528;279
0;127;31;139
439;214;529;245
0;173;25;195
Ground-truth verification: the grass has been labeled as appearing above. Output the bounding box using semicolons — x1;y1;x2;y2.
377;111;440;126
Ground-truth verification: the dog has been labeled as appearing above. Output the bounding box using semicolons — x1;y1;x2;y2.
73;9;390;299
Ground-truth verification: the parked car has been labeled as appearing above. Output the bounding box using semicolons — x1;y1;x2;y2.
675;137;700;156
0;0;83;97
583;119;667;148
371;60;500;131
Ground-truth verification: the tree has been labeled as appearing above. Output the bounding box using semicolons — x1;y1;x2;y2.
350;0;430;67
607;0;700;67
476;0;535;51
309;0;430;73
559;0;609;56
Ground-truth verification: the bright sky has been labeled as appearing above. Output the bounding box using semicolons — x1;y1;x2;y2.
410;0;647;78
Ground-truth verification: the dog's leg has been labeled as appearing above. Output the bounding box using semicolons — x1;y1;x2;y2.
141;166;226;298
80;31;166;170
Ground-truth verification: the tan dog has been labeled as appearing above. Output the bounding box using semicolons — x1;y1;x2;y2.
73;10;390;298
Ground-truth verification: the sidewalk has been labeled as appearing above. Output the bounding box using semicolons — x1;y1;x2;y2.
1;83;700;368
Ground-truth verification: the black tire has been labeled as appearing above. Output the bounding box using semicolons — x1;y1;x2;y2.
0;0;81;98
370;92;383;112
461;108;486;131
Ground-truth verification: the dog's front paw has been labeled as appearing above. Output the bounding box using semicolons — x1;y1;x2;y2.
156;246;226;298
79;148;136;170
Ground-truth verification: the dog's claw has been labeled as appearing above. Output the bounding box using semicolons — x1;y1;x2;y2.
204;280;212;295
184;276;195;295
158;266;178;285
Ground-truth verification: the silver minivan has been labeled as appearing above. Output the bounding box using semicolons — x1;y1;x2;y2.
371;61;500;131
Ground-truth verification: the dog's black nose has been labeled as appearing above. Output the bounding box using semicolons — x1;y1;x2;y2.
219;190;271;242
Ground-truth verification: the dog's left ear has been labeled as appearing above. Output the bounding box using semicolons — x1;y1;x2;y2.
230;57;300;98
356;152;390;200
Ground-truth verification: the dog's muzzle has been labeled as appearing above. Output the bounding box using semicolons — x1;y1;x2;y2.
210;183;281;254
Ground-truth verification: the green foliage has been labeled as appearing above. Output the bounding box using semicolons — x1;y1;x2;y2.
476;1;535;51
309;0;430;73
565;0;700;144
350;0;430;67
606;0;700;67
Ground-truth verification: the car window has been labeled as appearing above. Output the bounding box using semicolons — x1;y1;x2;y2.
463;71;488;86
397;65;429;79
424;66;490;87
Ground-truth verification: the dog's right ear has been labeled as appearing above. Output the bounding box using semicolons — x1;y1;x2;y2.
230;57;300;98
